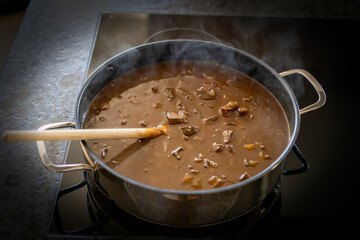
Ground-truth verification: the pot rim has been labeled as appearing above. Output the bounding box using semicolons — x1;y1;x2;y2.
75;39;300;195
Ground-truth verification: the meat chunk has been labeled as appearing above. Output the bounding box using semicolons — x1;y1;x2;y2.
176;88;193;100
180;126;199;136
164;88;175;101
220;101;238;117
259;151;272;160
244;159;260;167
166;112;187;124
172;146;184;160
239;172;251;181
139;120;148;127
212;143;224;152
208;176;223;187
198;89;216;100
225;144;235;154
183;173;193;183
237;107;248;116
244;144;255;150
203;158;218;168
223;130;234;143
194;153;204;163
195;84;217;100
100;146;107;159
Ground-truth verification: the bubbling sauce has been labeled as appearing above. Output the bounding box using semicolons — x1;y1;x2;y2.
83;61;289;191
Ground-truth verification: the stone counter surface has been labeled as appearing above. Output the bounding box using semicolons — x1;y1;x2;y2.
0;0;359;239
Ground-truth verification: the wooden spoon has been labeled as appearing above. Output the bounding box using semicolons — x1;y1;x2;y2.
1;125;168;142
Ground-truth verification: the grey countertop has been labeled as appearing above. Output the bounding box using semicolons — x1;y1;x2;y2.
0;0;359;239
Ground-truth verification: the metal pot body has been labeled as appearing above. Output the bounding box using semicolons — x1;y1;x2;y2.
86;160;284;226
68;40;319;226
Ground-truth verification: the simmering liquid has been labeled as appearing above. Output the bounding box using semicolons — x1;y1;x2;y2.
83;61;289;191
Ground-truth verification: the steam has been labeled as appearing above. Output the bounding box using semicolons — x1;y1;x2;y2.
90;14;306;98
88;13;150;76
219;18;306;98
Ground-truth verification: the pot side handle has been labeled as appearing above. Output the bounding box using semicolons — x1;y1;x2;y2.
36;122;94;172
279;69;326;115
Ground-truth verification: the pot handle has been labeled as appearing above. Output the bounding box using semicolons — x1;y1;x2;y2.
279;69;326;115
283;144;309;175
36;122;94;172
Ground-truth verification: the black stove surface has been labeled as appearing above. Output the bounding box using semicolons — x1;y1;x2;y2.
48;13;360;239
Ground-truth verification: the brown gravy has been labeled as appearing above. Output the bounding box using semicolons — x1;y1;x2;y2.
83;61;289;191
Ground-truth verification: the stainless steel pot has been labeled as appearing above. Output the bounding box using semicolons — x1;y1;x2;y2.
37;40;326;226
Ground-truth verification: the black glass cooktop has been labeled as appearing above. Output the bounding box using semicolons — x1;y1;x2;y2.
47;13;360;239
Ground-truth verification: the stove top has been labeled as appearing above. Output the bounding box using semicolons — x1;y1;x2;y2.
47;13;360;239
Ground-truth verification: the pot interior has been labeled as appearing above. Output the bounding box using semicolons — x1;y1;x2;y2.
76;40;299;190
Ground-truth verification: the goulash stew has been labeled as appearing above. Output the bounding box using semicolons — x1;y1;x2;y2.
83;61;290;191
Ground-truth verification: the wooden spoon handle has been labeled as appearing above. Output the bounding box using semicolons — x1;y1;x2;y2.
2;126;168;142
